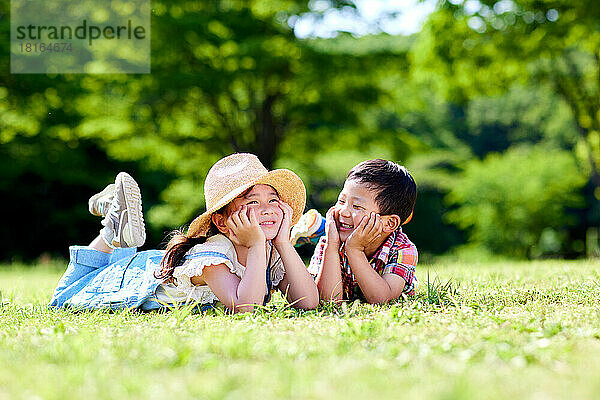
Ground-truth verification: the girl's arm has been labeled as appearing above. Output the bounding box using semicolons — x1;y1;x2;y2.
274;241;319;309
201;249;266;313
202;206;267;313
274;201;318;309
314;208;343;302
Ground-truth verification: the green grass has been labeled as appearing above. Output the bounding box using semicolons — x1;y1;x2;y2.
2;259;600;399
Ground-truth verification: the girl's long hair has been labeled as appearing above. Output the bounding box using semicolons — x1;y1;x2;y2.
154;224;218;281
155;187;252;282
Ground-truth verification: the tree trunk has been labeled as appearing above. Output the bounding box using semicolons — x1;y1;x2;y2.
253;93;280;169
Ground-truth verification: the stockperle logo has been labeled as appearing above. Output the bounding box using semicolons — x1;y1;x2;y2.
11;0;150;74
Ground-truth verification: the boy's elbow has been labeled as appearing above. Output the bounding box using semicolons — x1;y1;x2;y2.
363;280;403;304
317;281;342;303
364;292;399;305
319;290;342;303
365;297;388;305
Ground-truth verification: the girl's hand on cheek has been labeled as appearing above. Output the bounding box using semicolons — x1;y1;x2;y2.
274;200;293;246
226;206;265;248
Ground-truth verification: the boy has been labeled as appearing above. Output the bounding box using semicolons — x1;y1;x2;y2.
307;159;418;304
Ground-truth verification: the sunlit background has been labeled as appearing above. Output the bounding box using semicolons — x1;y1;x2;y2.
2;0;599;262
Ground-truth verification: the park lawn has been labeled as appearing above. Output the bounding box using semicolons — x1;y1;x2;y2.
1;260;600;400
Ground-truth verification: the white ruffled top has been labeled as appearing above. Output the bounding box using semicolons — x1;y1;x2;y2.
155;234;285;305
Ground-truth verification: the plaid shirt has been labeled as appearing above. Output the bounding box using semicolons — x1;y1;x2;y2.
308;227;418;301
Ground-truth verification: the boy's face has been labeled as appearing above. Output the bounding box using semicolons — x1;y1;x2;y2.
334;179;382;242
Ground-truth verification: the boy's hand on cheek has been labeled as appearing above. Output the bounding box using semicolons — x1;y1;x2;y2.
226;206;265;248
325;207;341;248
345;212;383;252
274;200;293;246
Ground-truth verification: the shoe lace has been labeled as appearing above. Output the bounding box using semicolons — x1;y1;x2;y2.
102;196;123;227
97;197;112;216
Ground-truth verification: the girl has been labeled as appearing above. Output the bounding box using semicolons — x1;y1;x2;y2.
50;153;318;313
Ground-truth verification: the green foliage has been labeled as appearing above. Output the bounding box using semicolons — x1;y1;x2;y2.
466;85;579;155
446;146;586;258
1;0;598;260
0;0;405;258
422;0;600;190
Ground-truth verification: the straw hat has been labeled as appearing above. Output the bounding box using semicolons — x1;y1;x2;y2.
188;153;306;237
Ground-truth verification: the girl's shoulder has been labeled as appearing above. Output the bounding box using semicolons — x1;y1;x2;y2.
186;234;236;260
173;234;241;285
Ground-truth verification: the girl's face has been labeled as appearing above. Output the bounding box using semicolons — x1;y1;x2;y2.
226;184;284;240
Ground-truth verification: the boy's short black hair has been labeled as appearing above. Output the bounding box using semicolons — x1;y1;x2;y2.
347;159;416;223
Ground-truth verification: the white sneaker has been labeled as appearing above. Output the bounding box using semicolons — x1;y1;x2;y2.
88;183;115;216
100;172;146;248
291;209;325;246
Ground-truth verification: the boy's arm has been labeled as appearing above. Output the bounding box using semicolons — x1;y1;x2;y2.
316;241;344;302
345;213;405;304
273;201;318;309
346;248;406;304
314;208;344;302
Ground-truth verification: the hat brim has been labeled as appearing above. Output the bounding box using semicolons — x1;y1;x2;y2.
188;169;306;238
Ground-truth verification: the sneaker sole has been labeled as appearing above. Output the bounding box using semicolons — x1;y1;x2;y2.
116;172;146;247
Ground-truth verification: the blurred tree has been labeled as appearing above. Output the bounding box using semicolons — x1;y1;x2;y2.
465;85;579;156
408;0;599;257
446;145;586;258
417;0;600;193
74;1;411;231
0;0;412;259
4;0;592;261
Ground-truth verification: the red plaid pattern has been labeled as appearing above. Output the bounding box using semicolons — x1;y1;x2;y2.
308;227;418;300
